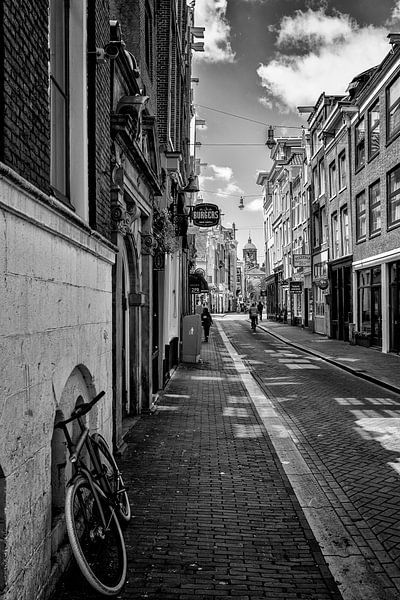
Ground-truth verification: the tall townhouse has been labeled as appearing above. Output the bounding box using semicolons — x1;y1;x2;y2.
156;0;198;384
263;138;304;322
317;95;356;341
109;0;165;435
206;226;237;312
307;94;343;335
347;37;400;353
257;171;275;316
104;8;163;447
0;1;116;598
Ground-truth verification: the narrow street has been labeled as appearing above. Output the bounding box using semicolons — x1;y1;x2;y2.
53;315;400;600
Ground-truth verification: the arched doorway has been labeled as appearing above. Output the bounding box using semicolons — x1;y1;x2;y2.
113;235;141;448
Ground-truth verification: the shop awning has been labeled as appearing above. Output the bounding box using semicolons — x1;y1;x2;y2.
189;273;209;293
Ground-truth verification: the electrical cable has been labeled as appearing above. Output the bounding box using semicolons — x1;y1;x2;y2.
194;103;306;130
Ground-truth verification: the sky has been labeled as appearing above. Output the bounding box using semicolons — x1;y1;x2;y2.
191;0;400;260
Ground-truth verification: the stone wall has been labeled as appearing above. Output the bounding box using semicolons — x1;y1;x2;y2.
0;172;115;600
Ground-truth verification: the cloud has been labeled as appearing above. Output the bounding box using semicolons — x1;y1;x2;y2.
257;6;390;112
245;198;263;212
199;164;243;199
209;165;233;180
194;0;235;63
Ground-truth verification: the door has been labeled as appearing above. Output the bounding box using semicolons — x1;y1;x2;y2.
371;285;382;347
389;261;400;353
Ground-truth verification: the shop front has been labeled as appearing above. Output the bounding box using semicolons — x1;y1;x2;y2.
353;251;400;353
329;257;352;342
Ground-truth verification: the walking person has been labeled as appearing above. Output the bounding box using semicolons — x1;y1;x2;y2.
201;307;213;342
249;302;258;331
257;300;263;321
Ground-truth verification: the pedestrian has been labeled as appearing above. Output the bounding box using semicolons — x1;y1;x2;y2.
249;302;258;330
257;300;263;321
201;307;213;342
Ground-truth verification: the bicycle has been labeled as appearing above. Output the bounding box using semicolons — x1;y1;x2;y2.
55;391;131;596
250;315;257;331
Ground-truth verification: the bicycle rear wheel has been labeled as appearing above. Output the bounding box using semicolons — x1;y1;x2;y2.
65;475;127;596
91;433;131;524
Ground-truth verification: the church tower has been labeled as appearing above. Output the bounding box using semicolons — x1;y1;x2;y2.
243;234;257;270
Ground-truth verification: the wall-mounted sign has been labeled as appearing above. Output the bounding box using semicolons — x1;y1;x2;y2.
290;281;303;293
153;251;165;271
191;203;220;227
293;254;311;268
315;277;329;290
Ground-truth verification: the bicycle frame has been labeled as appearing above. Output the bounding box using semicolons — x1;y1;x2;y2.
57;408;117;529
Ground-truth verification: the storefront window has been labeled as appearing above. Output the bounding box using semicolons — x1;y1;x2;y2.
357;267;382;344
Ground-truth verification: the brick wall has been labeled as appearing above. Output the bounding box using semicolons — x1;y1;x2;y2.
351;82;400;263
88;0;112;240
1;0;50;194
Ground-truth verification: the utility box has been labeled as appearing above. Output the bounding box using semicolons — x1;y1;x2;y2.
182;314;202;363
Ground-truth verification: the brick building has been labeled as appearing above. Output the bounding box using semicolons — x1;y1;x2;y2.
0;0;200;598
0;1;115;598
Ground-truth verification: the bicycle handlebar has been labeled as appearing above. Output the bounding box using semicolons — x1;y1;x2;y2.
55;391;106;428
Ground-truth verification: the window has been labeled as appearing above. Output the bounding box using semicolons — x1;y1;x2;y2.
356;191;366;241
355;118;365;170
328;161;336;197
321;206;328;243
340;206;350;255
50;0;69;198
338;151;346;190
318;159;325;195
388;164;400;227
331;212;339;259
313;211;320;248
312;167;318;199
387;74;400;139
369;180;381;235
368;99;380;158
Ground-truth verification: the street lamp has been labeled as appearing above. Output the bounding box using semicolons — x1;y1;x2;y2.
265;125;276;149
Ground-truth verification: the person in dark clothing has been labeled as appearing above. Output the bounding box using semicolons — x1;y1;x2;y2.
201;307;213;342
257;301;263;321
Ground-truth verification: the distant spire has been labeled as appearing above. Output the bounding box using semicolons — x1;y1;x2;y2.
248;233;252;244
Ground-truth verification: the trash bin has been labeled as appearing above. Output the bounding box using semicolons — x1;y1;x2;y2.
182;314;202;363
349;323;356;345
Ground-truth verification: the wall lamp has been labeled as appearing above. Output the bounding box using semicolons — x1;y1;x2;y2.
183;174;200;193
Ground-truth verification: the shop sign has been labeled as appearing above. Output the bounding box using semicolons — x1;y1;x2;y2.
153;251;165;271
293;254;311;268
290;281;303;293
192;203;220;227
315;277;329;290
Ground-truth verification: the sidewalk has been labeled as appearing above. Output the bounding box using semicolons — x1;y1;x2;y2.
53;327;343;600
257;319;400;395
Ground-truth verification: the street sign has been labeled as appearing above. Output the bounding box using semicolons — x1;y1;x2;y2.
293;254;311;268
192;203;220;227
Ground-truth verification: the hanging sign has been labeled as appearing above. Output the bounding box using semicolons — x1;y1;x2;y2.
315;277;329;290
191;203;220;227
293;254;311;268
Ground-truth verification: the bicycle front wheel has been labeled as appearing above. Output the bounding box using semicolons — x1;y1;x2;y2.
91;433;131;524
65;475;127;596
